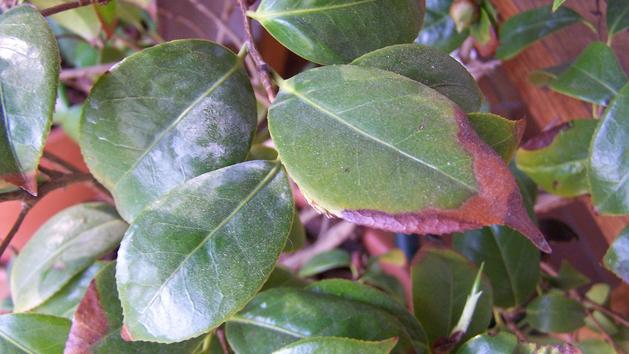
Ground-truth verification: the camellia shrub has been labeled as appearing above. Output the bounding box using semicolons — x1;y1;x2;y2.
0;0;627;353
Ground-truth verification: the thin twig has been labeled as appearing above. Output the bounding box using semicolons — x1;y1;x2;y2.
216;328;230;354
41;0;109;17
60;63;115;81
0;202;30;259
43;151;82;174
587;310;626;354
235;0;276;102
501;310;528;342
158;7;208;39
216;2;237;43
187;0;243;46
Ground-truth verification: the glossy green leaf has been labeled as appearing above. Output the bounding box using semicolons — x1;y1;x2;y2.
0;5;60;194
31;0;109;41
549;42;627;105
516;119;597;197
455;332;518;354
250;0;423;65
261;266;308;291
552;0;567;12
273;337;398;354
269;65;549;252
352;44;482;113
496;5;582;60
11;203;127;312
411;248;493;345
227;284;428;354
604;226;629;283
30;262;106;319
299;249;351;277
284;210;306;253
526;293;585;333
360;270;406;305
417;0;468;53
80;40;257;222
578;339;616;354
453;225;539;307
65;263;205;354
589;83;629;214
0;313;70;354
468;113;524;162
117;160;293;342
607;0;629;36
549;260;590;290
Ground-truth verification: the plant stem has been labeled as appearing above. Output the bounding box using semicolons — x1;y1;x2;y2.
41;0;109;17
235;0;276;103
0;202;30;259
587;310;626;354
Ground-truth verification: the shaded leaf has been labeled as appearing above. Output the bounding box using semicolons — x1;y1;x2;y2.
455;332;518;354
360;270;406;305
352;44;482;113
116;160;293;342
417;0;469;53
411;248;493;345
607;0;629;37
80;40;257;222
299;249;351;277
64;263;205;354
470;9;491;45
549;42;627;105
526;292;585;333
468;113;525;162
529;63;570;87
511;162;538;220
453;225;540;307
0;5;60;193
496;5;582;60
31;262;106;319
247;144;278;161
284;210;306;253
578;339;616;354
516;119;597;197
11;203;127;312
604;226;629;283
31;0;109;41
269;65;549;252
549;260;590;290
227;283;428;354
589;83;629;215
583;284;616;335
0;313;70;354
273;337;398;354
250;0;423;65
261;266;308;291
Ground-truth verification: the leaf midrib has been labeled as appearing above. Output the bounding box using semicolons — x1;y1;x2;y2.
254;0;376;20
283;84;477;192
0;326;35;353
112;57;243;193
137;163;282;316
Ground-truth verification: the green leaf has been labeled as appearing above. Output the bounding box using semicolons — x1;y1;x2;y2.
30;0;108;41
247;144;278;161
496;5;582;60
526;292;585;333
607;0;629;37
65;263;205;353
0;5;60;194
549;260;590;290
578;339;616;354
552;0;567;12
299;249;351;277
250;0;423;65
417;0;469;53
30;262;106;319
604;226;629;283
227;283;428;354
284;210;306;253
273;337;398;354
10;202;127;312
516;119;598;197
0;313;70;354
352;44;482;113
269;65;549;252
261;266;308;291
529;63;571;87
511;162;538;220
589;83;629;215
116;160;294;342
455;332;518;354
470;9;491;45
468;113;525;162
549;42;627;105
80;40;257;222
360;270;406;305
453;225;540;307
411;248;493;345
53;104;82;142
